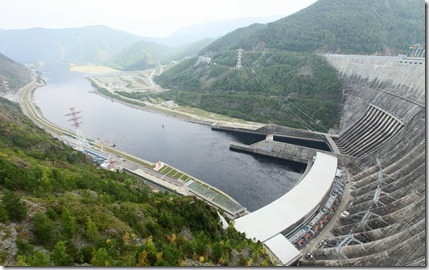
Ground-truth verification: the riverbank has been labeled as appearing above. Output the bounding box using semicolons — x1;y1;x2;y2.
88;75;265;130
33;63;305;212
17;75;248;219
69;64;119;74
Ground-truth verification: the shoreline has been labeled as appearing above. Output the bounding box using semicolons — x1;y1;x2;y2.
90;86;214;127
16;76;248;218
69;64;119;74
87;76;265;130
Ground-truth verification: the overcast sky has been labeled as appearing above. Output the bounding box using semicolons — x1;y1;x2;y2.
0;0;317;37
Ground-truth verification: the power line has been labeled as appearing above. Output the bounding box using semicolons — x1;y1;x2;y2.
241;55;330;131
240;54;330;133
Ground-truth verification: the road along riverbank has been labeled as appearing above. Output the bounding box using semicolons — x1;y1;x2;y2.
16;76;248;219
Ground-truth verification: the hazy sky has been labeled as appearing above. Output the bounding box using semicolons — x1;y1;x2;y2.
0;0;317;37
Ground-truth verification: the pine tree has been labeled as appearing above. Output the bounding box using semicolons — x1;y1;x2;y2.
32;213;55;244
61;208;76;239
0;202;9;223
3;189;27;222
85;216;99;243
52;241;73;266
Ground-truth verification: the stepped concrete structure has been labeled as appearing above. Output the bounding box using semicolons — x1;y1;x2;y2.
227;54;425;266
297;54;425;267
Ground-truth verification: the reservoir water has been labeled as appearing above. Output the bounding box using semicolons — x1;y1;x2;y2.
34;63;306;211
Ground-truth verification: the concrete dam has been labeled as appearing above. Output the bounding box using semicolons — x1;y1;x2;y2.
219;54;424;266
299;54;425;267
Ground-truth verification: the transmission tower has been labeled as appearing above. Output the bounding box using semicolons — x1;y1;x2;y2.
236;48;244;69
409;43;425;58
65;107;89;151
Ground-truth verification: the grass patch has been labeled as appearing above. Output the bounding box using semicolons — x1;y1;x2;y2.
176;106;249;123
180;175;191;182
166;170;178;177
159;167;172;174
157;165;192;183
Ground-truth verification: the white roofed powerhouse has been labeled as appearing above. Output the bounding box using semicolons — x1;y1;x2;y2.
233;152;338;264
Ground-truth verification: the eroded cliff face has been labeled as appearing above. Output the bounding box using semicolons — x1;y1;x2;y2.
300;55;425;267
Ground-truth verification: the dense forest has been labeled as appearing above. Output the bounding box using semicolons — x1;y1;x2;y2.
154;51;343;131
0;97;271;266
201;0;425;55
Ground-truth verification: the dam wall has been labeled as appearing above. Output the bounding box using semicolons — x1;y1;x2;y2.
230;141;314;164
230;140;356;167
325;54;424;134
298;55;425;267
324;55;425;166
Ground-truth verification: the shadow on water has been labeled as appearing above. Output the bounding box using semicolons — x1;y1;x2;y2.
213;129;266;145
213;129;331;152
274;135;331;151
213;129;307;174
246;152;307;174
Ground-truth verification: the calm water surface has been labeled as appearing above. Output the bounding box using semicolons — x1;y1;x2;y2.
34;63;305;211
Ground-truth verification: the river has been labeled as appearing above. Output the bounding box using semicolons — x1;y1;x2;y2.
33;62;306;212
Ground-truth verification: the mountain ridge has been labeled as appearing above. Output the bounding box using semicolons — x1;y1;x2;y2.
200;0;425;55
0;14;284;65
0;25;143;63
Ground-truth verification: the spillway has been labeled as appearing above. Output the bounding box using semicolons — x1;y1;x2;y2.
298;54;425;267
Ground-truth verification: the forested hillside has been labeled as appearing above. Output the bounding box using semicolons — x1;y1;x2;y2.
0;97;271;266
201;0;425;55
104;41;171;71
153;0;424;131
155;51;343;131
0;53;31;93
105;38;215;71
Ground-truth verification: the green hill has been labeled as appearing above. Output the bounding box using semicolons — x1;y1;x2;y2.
201;0;425;55
0;53;31;93
104;41;171;70
155;51;343;131
0;97;271;266
105;38;215;71
160;38;216;65
153;0;424;131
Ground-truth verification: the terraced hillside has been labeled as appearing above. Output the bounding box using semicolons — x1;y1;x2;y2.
300;55;425;267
